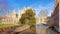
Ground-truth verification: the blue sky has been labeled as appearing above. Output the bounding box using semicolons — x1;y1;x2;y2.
0;0;55;16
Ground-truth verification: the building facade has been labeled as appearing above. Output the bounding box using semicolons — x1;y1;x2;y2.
36;16;48;24
51;0;60;32
0;7;34;24
47;17;51;27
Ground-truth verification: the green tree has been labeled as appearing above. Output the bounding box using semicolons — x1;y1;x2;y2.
19;9;36;26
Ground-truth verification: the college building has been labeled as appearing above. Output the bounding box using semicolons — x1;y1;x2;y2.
0;7;35;24
51;0;60;32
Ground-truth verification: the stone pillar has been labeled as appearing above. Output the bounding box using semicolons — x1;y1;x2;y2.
18;9;21;20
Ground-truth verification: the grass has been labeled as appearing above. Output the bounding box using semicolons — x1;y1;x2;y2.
0;24;16;27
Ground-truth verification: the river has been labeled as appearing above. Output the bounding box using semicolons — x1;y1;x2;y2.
36;24;50;34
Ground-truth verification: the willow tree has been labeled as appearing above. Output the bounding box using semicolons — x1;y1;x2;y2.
19;8;36;26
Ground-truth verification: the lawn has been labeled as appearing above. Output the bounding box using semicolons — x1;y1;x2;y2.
0;24;16;27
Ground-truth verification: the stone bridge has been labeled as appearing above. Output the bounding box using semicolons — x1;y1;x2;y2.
13;25;30;34
0;25;30;34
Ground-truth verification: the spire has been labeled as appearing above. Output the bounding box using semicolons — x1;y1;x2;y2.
23;7;26;10
13;9;16;14
27;7;32;9
18;9;20;12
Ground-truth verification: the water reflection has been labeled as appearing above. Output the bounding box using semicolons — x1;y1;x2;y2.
36;23;50;34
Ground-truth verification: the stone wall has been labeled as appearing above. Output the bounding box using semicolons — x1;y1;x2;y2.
0;25;20;34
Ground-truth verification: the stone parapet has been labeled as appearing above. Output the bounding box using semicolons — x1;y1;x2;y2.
0;25;20;34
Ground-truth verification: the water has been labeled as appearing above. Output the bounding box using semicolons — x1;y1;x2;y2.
36;24;50;34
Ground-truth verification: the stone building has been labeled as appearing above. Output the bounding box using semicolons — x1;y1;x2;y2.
36;15;48;24
51;0;60;32
39;16;48;24
36;10;48;24
0;7;35;24
1;10;18;24
47;16;52;27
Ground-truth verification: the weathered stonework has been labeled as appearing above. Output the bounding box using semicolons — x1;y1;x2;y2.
1;7;35;24
0;25;20;34
51;0;60;32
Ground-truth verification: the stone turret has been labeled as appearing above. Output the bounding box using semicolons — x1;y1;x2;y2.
13;9;16;18
18;7;26;20
18;9;21;20
13;9;16;14
27;7;35;12
27;7;32;9
23;7;26;10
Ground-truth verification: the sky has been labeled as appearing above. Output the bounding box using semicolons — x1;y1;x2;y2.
0;0;55;16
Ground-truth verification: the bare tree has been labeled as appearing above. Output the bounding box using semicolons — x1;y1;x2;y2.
0;0;9;16
38;9;48;17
